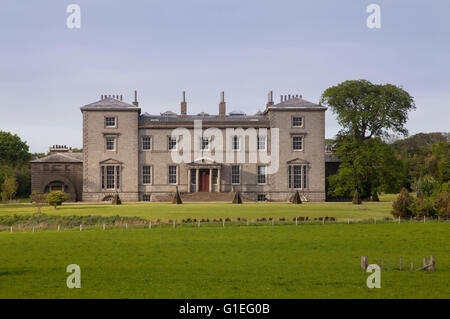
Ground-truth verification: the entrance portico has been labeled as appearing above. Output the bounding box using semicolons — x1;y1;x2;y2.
188;157;221;192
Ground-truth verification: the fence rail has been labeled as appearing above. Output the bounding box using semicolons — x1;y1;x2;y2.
1;215;449;233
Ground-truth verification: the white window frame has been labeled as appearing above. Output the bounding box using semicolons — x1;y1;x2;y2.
200;137;210;151
105;136;116;151
232;135;240;151
142;165;152;185
168;165;177;184
257;136;267;150
142;136;152;151
292;135;303;151
168;136;177;151
105;117;117;128
292;116;303;128
257;165;267;185
231;165;241;185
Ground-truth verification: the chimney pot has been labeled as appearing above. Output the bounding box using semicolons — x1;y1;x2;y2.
219;91;226;115
132;90;139;107
180;91;187;115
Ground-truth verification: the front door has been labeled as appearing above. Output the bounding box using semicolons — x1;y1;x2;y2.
199;169;210;192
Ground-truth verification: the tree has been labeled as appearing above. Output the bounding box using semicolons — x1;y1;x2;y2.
0;131;31;167
30;191;47;214
412;175;439;197
327;137;405;198
320;80;415;142
391;187;414;218
47;191;68;209
1;175;18;202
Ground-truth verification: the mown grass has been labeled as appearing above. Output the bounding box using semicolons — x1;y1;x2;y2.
0;201;393;222
0;222;448;299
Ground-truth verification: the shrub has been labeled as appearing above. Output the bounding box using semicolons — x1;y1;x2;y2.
172;187;182;204
434;191;450;216
391;187;414;217
232;191;243;204
352;189;362;205
412;175;439;197
47;191;68;209
292;190;302;204
412;196;437;217
112;194;121;205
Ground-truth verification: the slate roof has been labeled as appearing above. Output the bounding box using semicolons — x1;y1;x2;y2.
80;97;139;110
31;152;83;163
267;97;326;110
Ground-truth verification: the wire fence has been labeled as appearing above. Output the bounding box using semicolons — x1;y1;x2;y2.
1;215;449;233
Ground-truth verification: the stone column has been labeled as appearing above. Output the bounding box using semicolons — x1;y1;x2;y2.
196;168;199;192
217;168;221;192
209;168;212;192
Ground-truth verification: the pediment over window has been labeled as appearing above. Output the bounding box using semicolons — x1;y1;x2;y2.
99;158;123;165
286;158;310;165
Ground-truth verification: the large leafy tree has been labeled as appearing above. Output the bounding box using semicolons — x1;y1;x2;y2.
320;80;415;142
0;131;31;167
321;80;415;198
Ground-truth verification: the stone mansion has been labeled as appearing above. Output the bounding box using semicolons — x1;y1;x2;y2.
31;91;328;202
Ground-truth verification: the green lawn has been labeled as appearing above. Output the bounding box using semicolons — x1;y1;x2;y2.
0;201;393;222
0;223;448;298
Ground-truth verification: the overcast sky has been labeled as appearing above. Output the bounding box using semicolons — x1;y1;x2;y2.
0;0;449;153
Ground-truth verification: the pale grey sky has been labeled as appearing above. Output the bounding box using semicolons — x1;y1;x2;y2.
0;0;449;153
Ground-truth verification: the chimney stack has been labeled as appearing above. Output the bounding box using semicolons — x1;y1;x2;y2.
266;90;274;108
219;91;226;116
180;91;187;115
132;90;139;107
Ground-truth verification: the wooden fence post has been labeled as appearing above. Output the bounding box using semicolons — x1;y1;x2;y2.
149;221;152;229
58;225;60;232
198;220;200;228
398;216;401;224
10;226;12;233
222;219;225;227
381;258;384;270
80;224;82;231
347;218;349;224
361;256;368;270
173;220;176;228
295;217;298;226
399;257;402;270
430;255;435;272
32;226;35;233
410;262;414;270
423;257;428;268
424;216;426;223
272;219;274;226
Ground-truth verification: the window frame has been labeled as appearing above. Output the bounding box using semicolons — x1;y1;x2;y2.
105;136;116;151
257;165;267;185
232;135;240;151
292;135;303;151
231;165;241;185
168;165;178;185
257;136;267;150
292;116;304;128
168;136;177;151
142;136;152;151
142;165;152;185
200;137;210;151
104;116;117;128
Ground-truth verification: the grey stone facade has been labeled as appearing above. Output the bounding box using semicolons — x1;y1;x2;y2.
31;91;328;202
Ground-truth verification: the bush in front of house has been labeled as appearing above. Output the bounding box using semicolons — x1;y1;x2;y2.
47;191;68;209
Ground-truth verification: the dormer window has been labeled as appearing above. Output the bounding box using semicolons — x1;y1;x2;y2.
105;117;116;128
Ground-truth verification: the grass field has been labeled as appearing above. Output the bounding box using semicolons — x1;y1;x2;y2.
0;222;448;299
0;201;393;222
